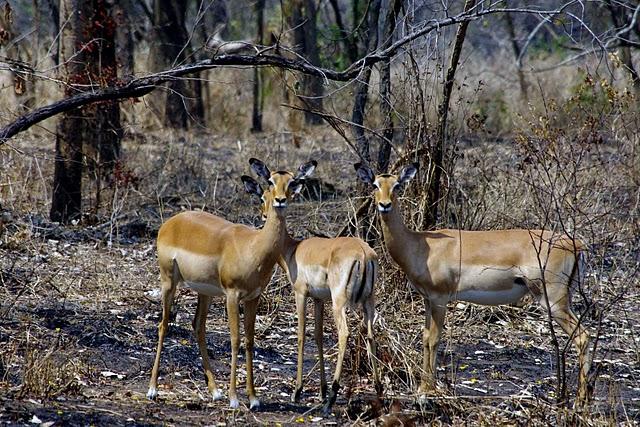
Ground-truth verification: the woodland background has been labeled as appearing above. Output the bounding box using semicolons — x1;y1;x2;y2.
0;0;639;425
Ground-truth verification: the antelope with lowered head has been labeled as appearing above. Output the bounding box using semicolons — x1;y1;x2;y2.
250;159;381;415
354;162;591;405
147;158;316;410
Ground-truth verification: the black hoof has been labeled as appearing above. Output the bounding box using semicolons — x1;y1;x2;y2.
291;387;302;403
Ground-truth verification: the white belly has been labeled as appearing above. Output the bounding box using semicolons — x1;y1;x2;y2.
455;285;528;305
308;284;331;300
454;265;532;305
300;265;332;301
184;281;225;297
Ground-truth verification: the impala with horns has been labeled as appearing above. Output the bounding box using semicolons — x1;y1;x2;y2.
354;162;592;405
147;158;316;410
250;161;381;415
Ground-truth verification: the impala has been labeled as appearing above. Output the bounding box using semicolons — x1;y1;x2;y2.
147;158;316;410
354;162;591;405
251;163;381;414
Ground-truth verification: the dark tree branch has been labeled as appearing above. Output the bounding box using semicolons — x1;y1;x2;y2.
0;5;567;144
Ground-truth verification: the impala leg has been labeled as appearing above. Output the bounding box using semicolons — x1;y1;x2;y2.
243;297;261;410
226;292;241;409
323;301;348;415
192;294;223;401
292;292;307;403
419;299;445;397
363;297;382;396
552;306;592;407
147;271;177;400
314;299;327;400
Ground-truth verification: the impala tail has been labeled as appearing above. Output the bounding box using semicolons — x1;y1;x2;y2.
348;255;376;306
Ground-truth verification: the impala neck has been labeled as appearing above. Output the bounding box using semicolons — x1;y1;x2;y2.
259;206;287;255
277;231;300;281
379;200;414;262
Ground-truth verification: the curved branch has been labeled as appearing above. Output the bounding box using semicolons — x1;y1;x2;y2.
0;5;567;144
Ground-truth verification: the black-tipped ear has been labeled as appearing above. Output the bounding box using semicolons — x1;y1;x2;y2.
241;175;263;196
289;179;304;196
249;158;271;181
354;162;375;185
398;163;418;184
295;160;317;180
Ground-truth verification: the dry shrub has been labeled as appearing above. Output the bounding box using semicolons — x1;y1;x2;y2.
18;347;87;399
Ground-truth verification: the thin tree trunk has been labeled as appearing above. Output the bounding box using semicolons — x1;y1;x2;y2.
251;0;265;132
606;0;640;95
377;0;402;173
422;0;475;230
328;0;357;63
115;0;135;80
51;0;88;223
350;0;381;163
47;0;60;66
150;0;189;129
504;12;528;102
302;0;324;124
51;0;122;222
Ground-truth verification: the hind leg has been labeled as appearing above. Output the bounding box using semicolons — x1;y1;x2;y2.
538;289;591;406
314;299;327;400
363;297;382;396
552;305;591;406
147;266;178;400
192;294;223;401
322;301;348;415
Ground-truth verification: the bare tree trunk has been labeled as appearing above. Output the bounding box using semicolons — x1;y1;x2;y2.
47;0;60;65
377;0;402;172
328;0;357;63
350;0;381;163
115;0;135;81
51;0;88;223
51;0;122;223
302;0;324;124
606;0;640;95
421;0;475;230
504;12;528;102
150;0;190;129
0;3;36;112
251;0;265;132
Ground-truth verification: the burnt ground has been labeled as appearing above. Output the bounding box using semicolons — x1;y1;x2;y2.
0;220;639;426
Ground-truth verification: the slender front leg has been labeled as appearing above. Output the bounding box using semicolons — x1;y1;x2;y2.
419;298;445;396
292;291;307;402
323;302;348;415
147;274;176;400
226;292;241;409
192;294;223;400
363;297;382;396
243;297;261;410
314;299;327;400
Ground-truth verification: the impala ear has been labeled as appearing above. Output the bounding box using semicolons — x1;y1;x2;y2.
288;179;304;196
354;162;375;185
398;163;418;185
249;158;271;181
241;175;263;197
295;160;317;180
